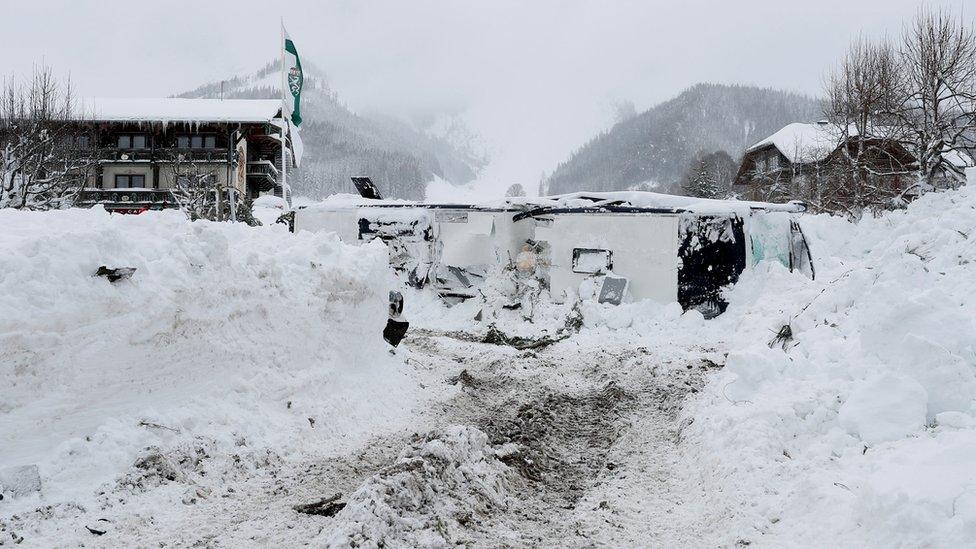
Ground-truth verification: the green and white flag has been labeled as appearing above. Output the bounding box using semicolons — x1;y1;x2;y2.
282;24;303;126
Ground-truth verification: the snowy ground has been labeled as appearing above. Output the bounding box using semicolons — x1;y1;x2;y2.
2;187;975;547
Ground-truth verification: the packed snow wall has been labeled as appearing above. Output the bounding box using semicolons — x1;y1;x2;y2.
0;207;417;506
683;185;976;546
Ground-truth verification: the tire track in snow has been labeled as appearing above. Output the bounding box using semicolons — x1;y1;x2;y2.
309;330;718;547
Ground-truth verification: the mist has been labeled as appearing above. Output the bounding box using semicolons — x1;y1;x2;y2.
2;0;969;196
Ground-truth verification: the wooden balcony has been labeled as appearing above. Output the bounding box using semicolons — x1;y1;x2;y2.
97;148;231;163
246;160;280;192
76;188;176;212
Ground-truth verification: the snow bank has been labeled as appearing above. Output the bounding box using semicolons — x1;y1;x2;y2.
0;207;418;508
683;186;976;546
251;194;289;226
322;426;512;548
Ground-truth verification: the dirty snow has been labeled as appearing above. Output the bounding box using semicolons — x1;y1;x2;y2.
2;185;975;547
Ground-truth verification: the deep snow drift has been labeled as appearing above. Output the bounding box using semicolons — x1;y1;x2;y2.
681;185;976;546
0;207;420;514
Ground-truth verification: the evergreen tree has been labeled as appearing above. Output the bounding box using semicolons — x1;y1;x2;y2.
682;158;721;198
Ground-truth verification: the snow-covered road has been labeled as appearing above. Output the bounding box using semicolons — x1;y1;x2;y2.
3;327;726;547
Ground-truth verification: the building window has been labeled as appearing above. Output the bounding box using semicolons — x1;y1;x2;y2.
115;174;146;188
572;248;613;274
60;135;92;149
117;134;148;149
768;153;779;170
175;174;214;188
177;134;217;149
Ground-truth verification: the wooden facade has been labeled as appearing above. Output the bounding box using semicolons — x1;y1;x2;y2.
69;100;298;213
733;124;921;203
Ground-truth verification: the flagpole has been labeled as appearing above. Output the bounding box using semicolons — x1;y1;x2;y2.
279;18;289;204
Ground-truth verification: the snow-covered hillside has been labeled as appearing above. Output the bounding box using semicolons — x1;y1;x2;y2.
0;208;419;514
176;62;484;200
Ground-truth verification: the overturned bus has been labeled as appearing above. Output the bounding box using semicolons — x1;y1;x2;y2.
293;187;813;316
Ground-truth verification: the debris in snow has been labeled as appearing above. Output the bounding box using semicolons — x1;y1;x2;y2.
767;324;794;349
293;493;346;517
320;426;512;548
119;441;213;492
137;420;180;433
93;266;136;283
479;302;584;350
447;369;479;389
384;290;410;347
481;324;569;350
84;519;111;536
351;176;382;200
597;275;629;305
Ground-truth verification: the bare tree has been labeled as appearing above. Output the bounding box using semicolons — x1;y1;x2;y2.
0;66;95;209
505;183;526;197
169;152;256;223
892;9;976;190
825;36;911;211
169;153;224;221
741;149;793;203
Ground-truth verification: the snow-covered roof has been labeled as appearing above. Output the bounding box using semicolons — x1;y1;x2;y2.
749;122;974;168
746;122;844;164
301;193;421;210
505;191;806;214
306;191;806;215
79;98;284;123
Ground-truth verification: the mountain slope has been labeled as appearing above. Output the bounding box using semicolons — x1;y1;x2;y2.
545;83;822;195
177;62;484;199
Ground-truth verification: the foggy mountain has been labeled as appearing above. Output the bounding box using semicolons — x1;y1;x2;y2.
177;62;486;199
544;83;822;195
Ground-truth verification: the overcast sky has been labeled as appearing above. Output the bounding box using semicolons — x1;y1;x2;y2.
1;0;970;194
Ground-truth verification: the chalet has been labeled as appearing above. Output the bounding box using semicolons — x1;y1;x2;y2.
733;121;969;203
71;98;301;213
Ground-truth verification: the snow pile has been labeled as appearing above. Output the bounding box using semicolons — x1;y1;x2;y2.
683;186;976;546
0;207;417;509
322;426;513;548
251;194;289;226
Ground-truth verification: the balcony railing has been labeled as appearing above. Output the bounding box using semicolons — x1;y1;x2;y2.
247;160;279;179
97;148;230;162
76;188;176;211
